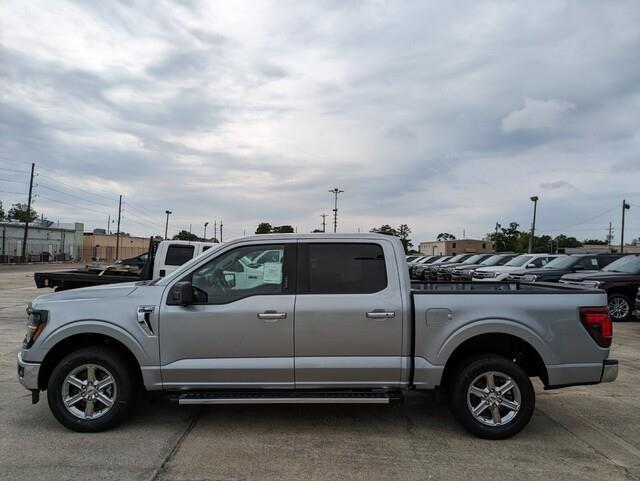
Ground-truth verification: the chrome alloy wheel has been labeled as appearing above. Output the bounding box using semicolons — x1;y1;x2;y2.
61;364;117;420
608;297;630;320
467;371;521;426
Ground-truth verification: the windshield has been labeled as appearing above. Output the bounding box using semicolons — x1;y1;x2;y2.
602;255;640;274
504;255;533;267
447;254;467;263
480;255;508;266
542;256;578;269
432;256;451;264
462;254;484;265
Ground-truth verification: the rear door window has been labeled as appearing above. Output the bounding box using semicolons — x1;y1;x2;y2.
299;243;387;294
165;245;195;266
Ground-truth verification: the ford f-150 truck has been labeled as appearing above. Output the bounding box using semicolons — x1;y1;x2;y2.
17;234;618;439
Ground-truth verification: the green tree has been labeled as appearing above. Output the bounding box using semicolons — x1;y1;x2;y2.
436;232;456;241
172;230;200;241
397;224;413;253
272;225;295;233
370;224;398;236
255;222;273;234
487;222;522;252
0;200;4;220
8;203;37;223
583;239;608;245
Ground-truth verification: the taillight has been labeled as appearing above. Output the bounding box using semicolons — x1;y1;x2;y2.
579;307;612;348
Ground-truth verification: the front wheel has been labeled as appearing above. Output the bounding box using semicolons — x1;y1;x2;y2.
449;354;535;439
47;347;135;432
608;293;633;322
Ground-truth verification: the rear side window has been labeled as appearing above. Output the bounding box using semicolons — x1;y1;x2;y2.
299;243;387;294
578;256;599;269
165;245;195;266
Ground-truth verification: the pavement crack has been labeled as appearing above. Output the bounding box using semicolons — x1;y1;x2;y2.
147;407;203;481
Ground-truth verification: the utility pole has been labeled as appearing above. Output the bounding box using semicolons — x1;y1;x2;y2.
329;188;344;233
204;222;209;239
20;162;35;263
219;220;223;242
214;221;217;241
107;215;111;235
164;210;172;240
620;200;631;253
115;195;122;260
528;196;539;254
607;222;613;252
321;213;327;232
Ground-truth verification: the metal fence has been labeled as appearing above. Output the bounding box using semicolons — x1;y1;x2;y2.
0;238;82;263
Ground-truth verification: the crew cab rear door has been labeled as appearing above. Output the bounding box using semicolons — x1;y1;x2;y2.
294;239;404;388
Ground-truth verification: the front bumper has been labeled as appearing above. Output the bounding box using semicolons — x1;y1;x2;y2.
17;352;40;391
601;359;618;383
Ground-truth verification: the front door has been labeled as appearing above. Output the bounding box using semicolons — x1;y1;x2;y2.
159;242;296;389
294;240;404;388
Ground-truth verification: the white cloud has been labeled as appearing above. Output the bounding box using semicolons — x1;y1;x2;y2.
501;98;575;133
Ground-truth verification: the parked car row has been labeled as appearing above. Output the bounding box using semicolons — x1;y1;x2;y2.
406;252;640;322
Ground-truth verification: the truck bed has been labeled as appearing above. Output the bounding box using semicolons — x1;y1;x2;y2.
411;280;601;293
34;270;141;290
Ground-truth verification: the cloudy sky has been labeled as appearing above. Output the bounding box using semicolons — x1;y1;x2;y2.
1;0;639;244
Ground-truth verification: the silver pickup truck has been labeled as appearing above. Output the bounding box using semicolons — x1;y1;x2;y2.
17;233;618;439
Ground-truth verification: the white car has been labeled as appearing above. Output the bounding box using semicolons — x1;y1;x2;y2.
472;254;564;281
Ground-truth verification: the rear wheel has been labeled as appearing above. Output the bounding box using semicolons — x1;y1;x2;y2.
449;354;535;439
47;347;135;432
608;293;633;322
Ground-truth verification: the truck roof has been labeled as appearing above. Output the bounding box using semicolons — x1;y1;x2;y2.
231;233;399;242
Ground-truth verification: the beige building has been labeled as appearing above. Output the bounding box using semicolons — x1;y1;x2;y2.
419;239;493;256
83;230;150;262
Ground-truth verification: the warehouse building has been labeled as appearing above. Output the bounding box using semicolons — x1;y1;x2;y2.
419;239;493;256
82;230;150;262
0;220;84;263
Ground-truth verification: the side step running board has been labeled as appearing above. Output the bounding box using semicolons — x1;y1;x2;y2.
176;391;403;405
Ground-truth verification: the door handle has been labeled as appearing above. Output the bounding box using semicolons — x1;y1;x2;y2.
366;311;396;319
257;311;287;321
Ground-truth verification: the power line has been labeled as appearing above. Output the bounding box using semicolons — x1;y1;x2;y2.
36;195;112;215
0;189;27;195
37;171;120;203
37;183;115;209
0;178;29;184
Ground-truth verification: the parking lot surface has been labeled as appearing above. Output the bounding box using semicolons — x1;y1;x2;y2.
1;264;639;481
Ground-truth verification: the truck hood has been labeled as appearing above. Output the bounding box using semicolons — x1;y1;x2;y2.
476;265;522;273
33;282;140;304
561;271;636;282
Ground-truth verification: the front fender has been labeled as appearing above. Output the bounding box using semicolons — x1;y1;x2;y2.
31;319;148;365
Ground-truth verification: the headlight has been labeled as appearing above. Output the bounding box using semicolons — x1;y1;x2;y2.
23;307;48;349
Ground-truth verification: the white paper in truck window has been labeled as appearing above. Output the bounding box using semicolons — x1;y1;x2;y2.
262;262;282;284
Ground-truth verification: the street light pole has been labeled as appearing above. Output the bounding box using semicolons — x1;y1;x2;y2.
620;200;631;253
164;210;172;240
204;222;209;240
528;196;539;254
329;188;344;233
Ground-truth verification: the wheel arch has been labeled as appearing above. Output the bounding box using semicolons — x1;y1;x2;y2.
38;332;143;391
440;332;549;389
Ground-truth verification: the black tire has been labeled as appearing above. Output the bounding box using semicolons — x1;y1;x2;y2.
47;347;135;432
607;293;633;322
448;354;535;440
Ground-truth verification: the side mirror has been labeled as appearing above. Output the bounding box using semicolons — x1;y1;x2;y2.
572;265;584;271
526;263;536;268
169;281;194;306
224;273;236;288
